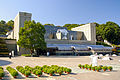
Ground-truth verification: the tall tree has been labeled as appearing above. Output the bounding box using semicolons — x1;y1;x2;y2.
44;24;55;26
96;21;120;44
17;20;46;54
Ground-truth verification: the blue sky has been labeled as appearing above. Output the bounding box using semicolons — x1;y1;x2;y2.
0;0;120;26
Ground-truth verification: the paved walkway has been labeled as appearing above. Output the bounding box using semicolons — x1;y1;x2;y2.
0;56;120;80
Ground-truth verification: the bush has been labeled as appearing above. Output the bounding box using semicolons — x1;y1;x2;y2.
35;70;42;75
107;66;113;70
57;69;63;74
25;71;31;76
84;64;88;68
78;64;82;67
81;65;84;68
0;67;3;70
95;67;100;71
6;66;18;77
32;69;37;74
11;71;18;77
66;68;72;73
91;67;95;70
0;70;4;77
21;54;31;57
88;65;92;69
47;69;54;74
63;67;67;72
102;66;107;70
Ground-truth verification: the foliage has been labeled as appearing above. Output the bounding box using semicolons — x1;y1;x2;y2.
0;67;4;77
25;71;31;76
66;68;72;73
78;64;81;67
102;66;107;70
0;20;14;35
0;71;4;77
107;66;113;70
6;66;18;77
95;67;100;71
21;54;31;57
57;69;63;74
35;70;42;75
96;41;111;47
96;21;120;45
63;24;81;30
44;24;55;26
17;20;46;53
84;64;88;68
91;67;95;70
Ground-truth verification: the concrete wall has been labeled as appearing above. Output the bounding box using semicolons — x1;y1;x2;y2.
71;23;96;42
14;12;32;41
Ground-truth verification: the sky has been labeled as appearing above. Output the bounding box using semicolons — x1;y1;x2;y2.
0;0;120;26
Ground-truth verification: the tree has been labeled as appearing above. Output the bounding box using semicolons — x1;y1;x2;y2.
96;21;120;45
17;20;46;54
6;20;14;30
63;24;80;30
44;24;55;26
0;20;14;35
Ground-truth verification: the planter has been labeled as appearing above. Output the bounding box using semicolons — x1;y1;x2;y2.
49;73;53;76
103;69;106;71
0;77;2;79
79;67;81;68
93;69;95;71
25;75;29;77
67;72;70;74
13;76;17;78
82;67;84;69
108;69;112;71
89;68;91;70
85;68;88;70
37;75;41;77
96;70;99;72
59;73;61;75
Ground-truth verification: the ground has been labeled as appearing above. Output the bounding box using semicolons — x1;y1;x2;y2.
0;56;120;80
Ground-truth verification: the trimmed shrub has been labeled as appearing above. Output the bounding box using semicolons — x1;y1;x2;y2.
57;69;63;75
0;70;4;77
25;71;31;76
78;64;82;68
35;70;42;75
107;66;113;71
102;66;107;71
91;67;95;71
95;67;100;72
21;54;31;57
6;66;18;78
66;68;72;74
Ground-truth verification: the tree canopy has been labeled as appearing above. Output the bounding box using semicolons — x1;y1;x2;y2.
44;24;55;26
96;21;120;45
0;20;14;35
17;20;46;52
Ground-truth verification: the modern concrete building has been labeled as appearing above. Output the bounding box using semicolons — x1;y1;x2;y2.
6;12;112;55
14;12;32;41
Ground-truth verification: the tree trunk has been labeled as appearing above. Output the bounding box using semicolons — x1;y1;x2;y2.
30;49;34;56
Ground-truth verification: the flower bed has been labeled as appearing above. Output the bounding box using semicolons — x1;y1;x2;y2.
78;64;113;72
0;66;4;79
41;65;72;76
6;66;18;78
16;66;31;77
